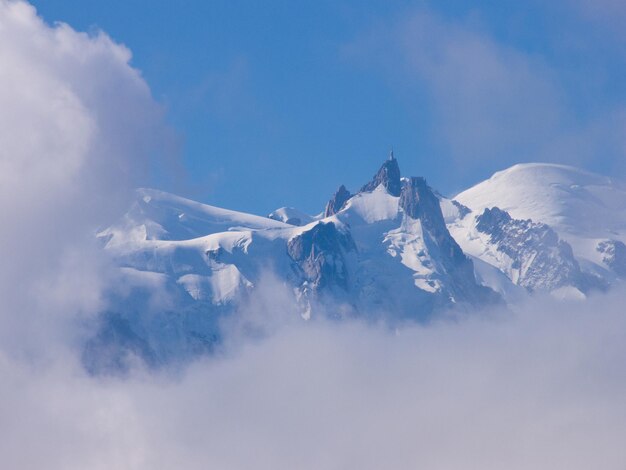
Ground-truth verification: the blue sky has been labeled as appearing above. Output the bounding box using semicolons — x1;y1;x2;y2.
31;0;626;215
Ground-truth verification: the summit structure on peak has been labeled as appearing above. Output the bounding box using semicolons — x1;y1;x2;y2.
359;150;402;196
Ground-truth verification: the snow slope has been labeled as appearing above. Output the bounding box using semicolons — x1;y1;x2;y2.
268;206;317;226
102;188;287;246
455;163;626;240
452;163;626;289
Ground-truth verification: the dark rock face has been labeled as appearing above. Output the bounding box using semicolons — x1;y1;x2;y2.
476;207;596;292
401;178;466;266
597;240;626;277
400;177;496;304
287;222;356;291
360;154;402;196
324;184;352;217
451;200;472;220
400;177;448;232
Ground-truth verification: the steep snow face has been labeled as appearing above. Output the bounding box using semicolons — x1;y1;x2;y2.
454;163;626;279
340;185;400;224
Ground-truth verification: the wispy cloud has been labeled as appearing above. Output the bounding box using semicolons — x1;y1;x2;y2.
343;7;626;179
573;0;626;36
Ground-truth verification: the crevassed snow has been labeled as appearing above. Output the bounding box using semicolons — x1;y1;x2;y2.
454;163;626;271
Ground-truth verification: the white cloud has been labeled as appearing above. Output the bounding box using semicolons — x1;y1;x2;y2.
2;288;626;469
0;0;165;355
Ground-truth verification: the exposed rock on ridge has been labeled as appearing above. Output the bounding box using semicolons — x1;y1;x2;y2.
475;207;595;292
400;177;498;304
360;152;402;196
597;240;626;278
287;222;356;292
324;185;352;217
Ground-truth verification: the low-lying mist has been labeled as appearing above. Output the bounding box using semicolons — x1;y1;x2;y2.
2;287;626;469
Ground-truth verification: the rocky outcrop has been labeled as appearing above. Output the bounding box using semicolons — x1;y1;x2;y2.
360;153;402;196
597;240;626;278
401;178;468;266
400;178;448;230
451;200;471;219
475;207;591;292
287;222;356;292
400;177;495;303
324;185;352;217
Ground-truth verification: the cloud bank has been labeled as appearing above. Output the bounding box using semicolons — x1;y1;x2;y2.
0;0;164;355
2;289;626;469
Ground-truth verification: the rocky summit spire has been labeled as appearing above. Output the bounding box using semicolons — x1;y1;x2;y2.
399;177;492;303
399;177;446;229
359;152;402;196
324;184;352;217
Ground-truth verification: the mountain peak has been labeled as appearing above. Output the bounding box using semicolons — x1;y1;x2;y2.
455;162;626;239
324;184;352;217
400;177;449;238
360;154;402;196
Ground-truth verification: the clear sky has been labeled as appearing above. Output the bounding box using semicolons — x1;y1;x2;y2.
31;0;626;216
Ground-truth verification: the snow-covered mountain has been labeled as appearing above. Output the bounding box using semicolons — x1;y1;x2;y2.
91;155;498;369
90;158;626;369
448;163;626;297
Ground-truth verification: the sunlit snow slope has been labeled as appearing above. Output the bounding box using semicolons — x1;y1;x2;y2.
451;163;626;293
